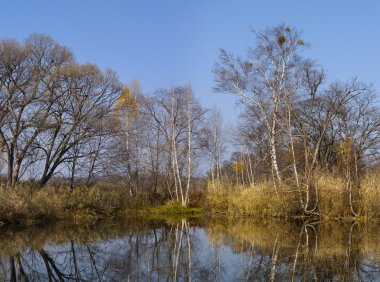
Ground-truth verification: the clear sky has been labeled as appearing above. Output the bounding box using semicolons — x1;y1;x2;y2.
1;0;380;125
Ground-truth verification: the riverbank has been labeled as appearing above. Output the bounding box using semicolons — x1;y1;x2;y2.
206;171;380;221
0;185;203;226
1;170;380;226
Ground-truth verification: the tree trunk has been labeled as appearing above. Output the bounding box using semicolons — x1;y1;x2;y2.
269;134;281;189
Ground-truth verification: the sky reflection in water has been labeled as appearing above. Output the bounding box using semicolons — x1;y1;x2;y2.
0;218;379;281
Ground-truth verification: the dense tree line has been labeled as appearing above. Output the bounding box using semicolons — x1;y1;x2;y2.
0;34;208;207
1;26;380;213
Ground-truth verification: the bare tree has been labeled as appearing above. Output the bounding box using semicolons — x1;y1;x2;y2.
110;81;145;195
201;106;226;185
141;85;206;204
34;64;121;187
0;34;121;188
214;24;306;190
0;34;73;187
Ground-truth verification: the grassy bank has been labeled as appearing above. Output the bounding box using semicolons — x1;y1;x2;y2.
0;185;132;225
3;170;380;225
137;200;202;220
0;184;204;226
206;171;380;220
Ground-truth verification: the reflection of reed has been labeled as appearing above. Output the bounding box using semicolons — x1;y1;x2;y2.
206;218;380;281
0;218;380;281
0;218;164;257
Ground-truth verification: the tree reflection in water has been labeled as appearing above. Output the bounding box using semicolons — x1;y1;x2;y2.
0;218;380;281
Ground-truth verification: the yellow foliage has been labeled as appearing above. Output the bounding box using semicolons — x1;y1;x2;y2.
336;136;354;166
233;161;245;173
115;86;139;120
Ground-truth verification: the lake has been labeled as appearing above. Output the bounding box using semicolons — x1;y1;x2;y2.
0;217;379;281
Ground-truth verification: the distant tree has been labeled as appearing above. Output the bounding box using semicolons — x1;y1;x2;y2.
111;81;145;195
201;106;226;184
142;85;206;205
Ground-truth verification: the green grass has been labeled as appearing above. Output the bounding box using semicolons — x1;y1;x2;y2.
138;200;202;215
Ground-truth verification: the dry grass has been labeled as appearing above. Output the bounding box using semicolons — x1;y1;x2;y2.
0;184;148;225
206;171;380;219
3;169;380;224
361;171;380;218
316;174;349;218
206;181;301;218
316;172;380;219
0;182;205;225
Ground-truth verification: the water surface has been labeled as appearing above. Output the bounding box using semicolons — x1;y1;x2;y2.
1;217;379;281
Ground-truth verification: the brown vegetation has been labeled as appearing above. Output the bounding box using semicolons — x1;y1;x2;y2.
0;184;150;225
206;169;380;220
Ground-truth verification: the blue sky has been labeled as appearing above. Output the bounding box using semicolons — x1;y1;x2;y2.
1;1;380;124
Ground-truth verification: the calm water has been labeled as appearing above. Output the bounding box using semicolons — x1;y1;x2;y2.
0;217;379;281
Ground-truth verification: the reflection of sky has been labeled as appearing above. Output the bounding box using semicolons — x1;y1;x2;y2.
197;227;276;281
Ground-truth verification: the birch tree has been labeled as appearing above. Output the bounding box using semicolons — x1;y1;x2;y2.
214;24;306;189
201;107;226;185
142;85;206;205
